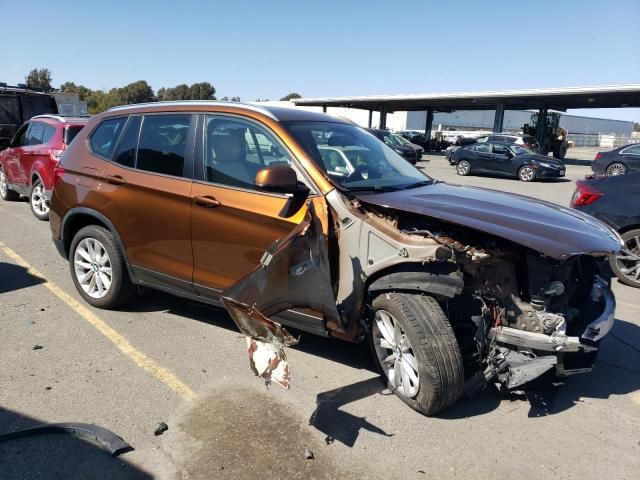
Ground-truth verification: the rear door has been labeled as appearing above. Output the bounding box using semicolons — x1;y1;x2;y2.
96;113;197;291
620;144;640;172
468;143;493;171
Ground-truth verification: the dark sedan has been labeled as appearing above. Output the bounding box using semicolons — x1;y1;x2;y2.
366;128;423;164
591;144;640;176
571;172;640;288
452;143;565;182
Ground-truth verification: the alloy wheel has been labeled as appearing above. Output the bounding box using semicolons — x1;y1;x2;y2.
519;166;535;181
31;182;49;215
616;235;640;284
372;309;420;398
73;238;113;299
456;161;470;176
606;163;626;176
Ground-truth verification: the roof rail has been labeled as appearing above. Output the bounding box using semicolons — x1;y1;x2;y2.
105;100;277;120
31;114;90;122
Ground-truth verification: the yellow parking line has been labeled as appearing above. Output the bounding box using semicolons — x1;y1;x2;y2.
617;300;639;310
0;241;197;401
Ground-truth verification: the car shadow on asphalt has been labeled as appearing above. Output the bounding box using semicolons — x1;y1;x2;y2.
309;377;395;447
0;407;150;479
0;262;45;294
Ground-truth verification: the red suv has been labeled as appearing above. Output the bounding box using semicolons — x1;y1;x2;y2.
0;115;88;220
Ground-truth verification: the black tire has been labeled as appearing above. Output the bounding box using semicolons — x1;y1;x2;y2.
0;167;19;201
29;179;49;221
69;225;135;308
518;165;536;182
369;293;464;416
554;143;567;160
456;160;471;176
609;229;640;288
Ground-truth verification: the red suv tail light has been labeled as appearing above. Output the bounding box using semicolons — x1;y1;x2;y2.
571;181;603;207
53;165;65;187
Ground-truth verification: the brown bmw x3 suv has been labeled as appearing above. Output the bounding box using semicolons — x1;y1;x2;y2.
51;101;621;415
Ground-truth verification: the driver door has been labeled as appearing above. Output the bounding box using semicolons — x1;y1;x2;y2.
190;114;324;297
3;123;31;185
491;144;514;175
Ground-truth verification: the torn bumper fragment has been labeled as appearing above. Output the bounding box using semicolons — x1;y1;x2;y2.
221;202;339;388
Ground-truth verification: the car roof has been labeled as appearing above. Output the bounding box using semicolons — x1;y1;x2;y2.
105;101;350;124
31;114;90;125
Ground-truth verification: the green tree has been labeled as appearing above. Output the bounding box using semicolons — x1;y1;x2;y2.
25;68;53;91
280;92;301;101
189;82;216;100
230;96;241;102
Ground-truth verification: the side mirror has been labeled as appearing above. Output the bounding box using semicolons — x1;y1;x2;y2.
255;164;310;218
255;164;301;194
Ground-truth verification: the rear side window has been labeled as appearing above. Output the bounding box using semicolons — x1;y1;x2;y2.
136;114;192;177
42;124;56;144
89;117;127;159
63;126;84;145
622;145;640;155
113;116;141;168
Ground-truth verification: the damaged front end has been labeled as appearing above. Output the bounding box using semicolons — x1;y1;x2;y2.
222;178;620;403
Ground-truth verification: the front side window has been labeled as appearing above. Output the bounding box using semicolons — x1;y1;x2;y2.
204;115;292;190
137;114;192;177
284;121;430;192
493;144;510;155
13;123;30;147
89;117;127;159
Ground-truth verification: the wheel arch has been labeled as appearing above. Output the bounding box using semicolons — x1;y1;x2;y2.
618;224;640;235
61;208;135;280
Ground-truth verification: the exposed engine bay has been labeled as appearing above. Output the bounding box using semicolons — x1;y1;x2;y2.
221;187;617;399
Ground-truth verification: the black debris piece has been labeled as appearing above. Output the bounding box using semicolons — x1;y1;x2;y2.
154;422;168;436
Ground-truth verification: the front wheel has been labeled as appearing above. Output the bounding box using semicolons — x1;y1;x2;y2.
0;167;19;201
518;165;536;182
29;179;49;221
456;160;471;176
370;293;464;416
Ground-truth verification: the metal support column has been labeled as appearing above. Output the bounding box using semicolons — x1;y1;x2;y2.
379;104;387;129
322;105;327;113
424;108;434;141
368;109;373;128
493;103;504;133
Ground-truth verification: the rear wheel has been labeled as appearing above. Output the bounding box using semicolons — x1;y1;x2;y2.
69;225;135;308
0;167;19;201
518;165;535;182
370;293;464;416
456;160;471;176
29;179;49;221
610;229;640;288
606;162;627;176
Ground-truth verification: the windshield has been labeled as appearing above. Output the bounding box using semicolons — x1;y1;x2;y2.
381;132;402;147
284;121;431;192
510;145;535;155
395;135;411;145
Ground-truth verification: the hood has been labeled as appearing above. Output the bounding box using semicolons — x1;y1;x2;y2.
524;154;564;166
391;145;414;154
355;182;622;259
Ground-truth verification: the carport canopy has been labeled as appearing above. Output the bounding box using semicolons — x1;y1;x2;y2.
292;84;640;133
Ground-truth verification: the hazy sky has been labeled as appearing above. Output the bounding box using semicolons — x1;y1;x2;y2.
1;0;638;121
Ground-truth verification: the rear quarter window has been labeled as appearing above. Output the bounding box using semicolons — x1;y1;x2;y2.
63;125;84;145
89;117;127;159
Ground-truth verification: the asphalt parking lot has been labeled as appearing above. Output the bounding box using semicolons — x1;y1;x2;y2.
1;150;639;479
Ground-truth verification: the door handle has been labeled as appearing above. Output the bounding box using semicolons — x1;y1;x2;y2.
106;174;125;185
194;195;221;208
